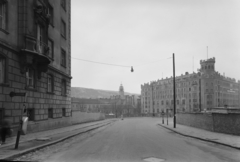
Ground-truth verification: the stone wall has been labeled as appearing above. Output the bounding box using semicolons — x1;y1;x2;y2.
177;113;213;131
212;113;240;135
177;113;240;135
71;112;105;125
26;117;72;133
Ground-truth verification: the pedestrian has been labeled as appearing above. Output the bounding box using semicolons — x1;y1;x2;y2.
0;117;12;145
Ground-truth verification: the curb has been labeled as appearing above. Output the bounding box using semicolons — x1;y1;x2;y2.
0;119;117;149
2;121;114;160
158;124;240;150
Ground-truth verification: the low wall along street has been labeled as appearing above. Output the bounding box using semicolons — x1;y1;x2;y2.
8;112;105;136
71;112;105;125
177;113;240;136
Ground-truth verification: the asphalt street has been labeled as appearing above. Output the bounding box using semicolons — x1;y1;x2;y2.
41;118;240;162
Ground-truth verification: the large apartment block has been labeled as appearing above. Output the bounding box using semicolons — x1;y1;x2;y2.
141;57;240;115
0;0;71;132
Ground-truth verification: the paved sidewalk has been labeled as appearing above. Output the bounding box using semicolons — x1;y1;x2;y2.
158;118;240;150
0;118;118;160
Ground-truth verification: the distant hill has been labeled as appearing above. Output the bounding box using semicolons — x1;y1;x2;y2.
71;87;140;99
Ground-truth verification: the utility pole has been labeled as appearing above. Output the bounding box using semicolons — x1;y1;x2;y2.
151;83;154;117
9;92;27;149
173;53;176;128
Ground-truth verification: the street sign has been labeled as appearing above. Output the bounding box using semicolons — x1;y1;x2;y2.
9;92;26;97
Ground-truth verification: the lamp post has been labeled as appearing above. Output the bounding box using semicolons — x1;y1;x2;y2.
9;92;27;149
173;53;176;128
167;109;168;125
151;83;155;117
161;110;164;124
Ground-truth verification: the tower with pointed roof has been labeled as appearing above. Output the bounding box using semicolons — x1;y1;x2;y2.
119;84;124;99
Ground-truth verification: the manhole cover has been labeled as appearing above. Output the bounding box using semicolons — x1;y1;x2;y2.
35;137;51;141
143;157;165;162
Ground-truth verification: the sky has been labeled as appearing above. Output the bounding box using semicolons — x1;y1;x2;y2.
71;0;240;94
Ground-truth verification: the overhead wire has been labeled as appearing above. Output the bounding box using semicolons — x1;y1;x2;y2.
71;56;171;67
71;57;131;68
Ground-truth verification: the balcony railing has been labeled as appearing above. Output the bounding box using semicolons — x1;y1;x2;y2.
24;35;50;57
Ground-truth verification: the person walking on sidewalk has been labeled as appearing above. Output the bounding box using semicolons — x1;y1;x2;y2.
0;117;12;145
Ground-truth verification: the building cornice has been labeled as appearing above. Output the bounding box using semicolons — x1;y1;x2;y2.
48;66;72;79
0;41;19;53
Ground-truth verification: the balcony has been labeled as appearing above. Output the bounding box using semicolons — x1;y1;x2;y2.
20;35;51;78
24;35;50;57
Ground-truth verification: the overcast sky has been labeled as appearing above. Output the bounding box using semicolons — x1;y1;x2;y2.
71;0;240;94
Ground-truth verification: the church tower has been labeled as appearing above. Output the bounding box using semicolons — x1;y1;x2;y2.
119;84;124;99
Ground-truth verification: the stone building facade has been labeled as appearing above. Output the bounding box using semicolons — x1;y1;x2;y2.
71;84;139;118
0;0;71;133
141;57;240;116
110;84;137;117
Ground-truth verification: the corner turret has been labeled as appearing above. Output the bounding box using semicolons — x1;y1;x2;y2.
200;57;215;74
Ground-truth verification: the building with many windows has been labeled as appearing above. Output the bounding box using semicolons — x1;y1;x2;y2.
0;0;71;133
110;84;137;117
141;57;240;116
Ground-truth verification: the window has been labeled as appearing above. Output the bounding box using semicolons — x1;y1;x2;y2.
47;74;53;93
182;99;185;105
48;4;54;26
61;0;66;10
61;49;66;67
37;24;43;53
48;39;54;58
0;2;6;30
26;68;35;88
27;109;34;121
62;108;66;117
0;57;5;83
61;20;66;38
61;79;67;95
48;108;53;118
